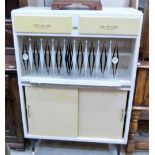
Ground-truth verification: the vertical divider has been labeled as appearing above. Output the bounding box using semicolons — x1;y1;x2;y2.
84;40;88;77
73;40;76;77
51;38;55;75
107;40;112;75
96;40;100;76
28;38;33;73
63;39;66;75
40;38;44;73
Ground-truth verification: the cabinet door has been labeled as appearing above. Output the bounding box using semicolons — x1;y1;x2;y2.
25;86;78;137
79;89;127;139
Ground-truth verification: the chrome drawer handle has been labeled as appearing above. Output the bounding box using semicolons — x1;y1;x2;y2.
33;24;51;28
100;25;119;30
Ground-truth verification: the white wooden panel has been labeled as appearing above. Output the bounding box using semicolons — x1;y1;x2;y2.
25;86;78;137
79;89;127;139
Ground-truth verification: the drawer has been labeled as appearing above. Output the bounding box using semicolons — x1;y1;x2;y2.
79;17;140;35
14;15;72;34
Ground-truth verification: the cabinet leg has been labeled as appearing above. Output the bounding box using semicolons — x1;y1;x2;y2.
31;139;35;155
117;145;121;155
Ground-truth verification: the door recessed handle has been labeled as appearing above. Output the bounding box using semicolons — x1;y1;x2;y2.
121;109;125;122
27;105;31;118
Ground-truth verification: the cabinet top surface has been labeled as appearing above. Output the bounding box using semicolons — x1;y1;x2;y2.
12;7;143;17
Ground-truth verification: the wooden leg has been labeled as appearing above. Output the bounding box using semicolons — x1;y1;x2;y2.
126;110;141;155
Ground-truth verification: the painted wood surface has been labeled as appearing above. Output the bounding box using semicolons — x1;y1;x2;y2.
25;86;78;137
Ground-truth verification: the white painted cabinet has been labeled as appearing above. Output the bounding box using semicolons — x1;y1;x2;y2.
11;7;143;144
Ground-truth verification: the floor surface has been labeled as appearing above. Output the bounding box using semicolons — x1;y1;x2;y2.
11;140;149;155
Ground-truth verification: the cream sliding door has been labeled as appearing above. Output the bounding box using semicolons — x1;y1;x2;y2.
79;89;127;139
25;86;127;139
25;86;78;137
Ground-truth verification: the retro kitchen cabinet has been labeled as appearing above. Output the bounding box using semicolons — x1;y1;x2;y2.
11;7;143;154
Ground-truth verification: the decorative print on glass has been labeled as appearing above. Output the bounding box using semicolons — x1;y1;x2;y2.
51;39;55;75
20;37;130;79
40;38;44;72
56;40;62;74
44;41;51;73
88;41;95;75
100;43;107;76
28;38;33;72
33;40;40;72
84;40;88;76
63;39;66;74
107;40;112;74
95;40;100;76
22;39;29;71
77;41;83;75
112;44;119;76
65;40;73;75
72;40;76;76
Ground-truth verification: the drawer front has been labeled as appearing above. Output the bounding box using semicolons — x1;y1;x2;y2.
79;17;140;35
25;86;78;137
14;15;72;34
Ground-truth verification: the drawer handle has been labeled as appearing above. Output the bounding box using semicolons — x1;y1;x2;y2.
100;25;118;30
33;24;51;29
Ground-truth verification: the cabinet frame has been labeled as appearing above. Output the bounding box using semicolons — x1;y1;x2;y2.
11;7;143;145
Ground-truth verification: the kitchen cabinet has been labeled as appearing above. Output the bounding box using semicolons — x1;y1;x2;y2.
11;6;143;155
